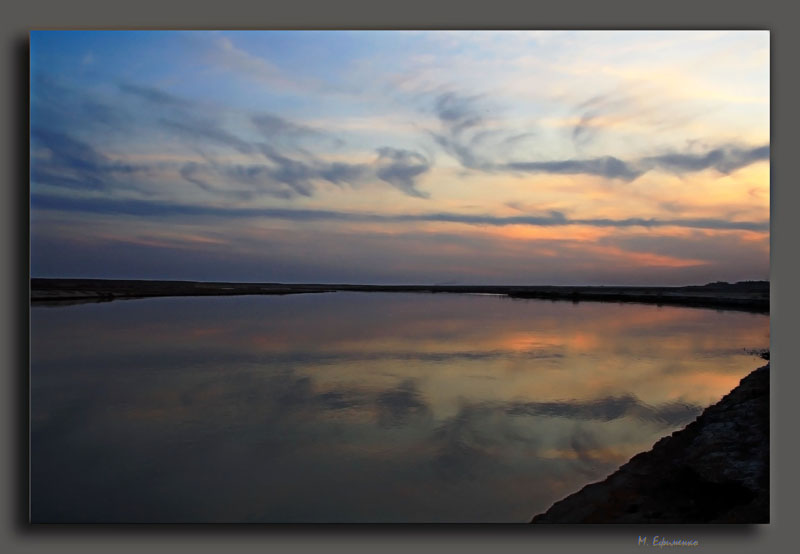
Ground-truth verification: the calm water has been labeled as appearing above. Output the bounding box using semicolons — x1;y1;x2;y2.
30;293;769;522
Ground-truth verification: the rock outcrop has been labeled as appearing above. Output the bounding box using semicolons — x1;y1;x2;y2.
532;364;769;523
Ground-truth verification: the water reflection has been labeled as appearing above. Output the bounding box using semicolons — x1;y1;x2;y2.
30;293;768;522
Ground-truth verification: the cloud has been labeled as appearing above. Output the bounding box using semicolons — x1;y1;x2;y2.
32;75;132;136
70;80;430;199
204;35;345;94
130;82;357;197
121;82;260;161
160;117;254;155
423;90;646;179
121;82;257;161
121;83;429;198
571;216;767;232
569;91;632;147
177;144;425;200
252;113;313;139
432;134;484;170
255;143;370;196
34;76;769;212
503;156;643;181
434;92;485;136
178;158;310;200
572;110;599;147
643;145;770;174
499;144;769;181
210;36;296;90
421;90;767;182
251;113;343;149
178;162;215;192
178;162;261;200
499;132;537;148
118;83;191;108
375;147;432;198
76;97;134;132
31;193;769;232
428;91;493;169
229;162;313;196
317;161;370;185
30;129;146;191
569;88;667;148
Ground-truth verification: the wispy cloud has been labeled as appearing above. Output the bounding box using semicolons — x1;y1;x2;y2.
428;91;500;170
642;145;770;174
208;35;305;92
423;90;767;181
31;193;769;232
252;113;343;149
161;117;255;155
36;79;434;199
570;91;630;147
119;83;190;108
179;161;275;200
568;85;706;150
375;147;432;198
203;35;350;94
30;128;148;191
503;156;643;181
498;144;769;181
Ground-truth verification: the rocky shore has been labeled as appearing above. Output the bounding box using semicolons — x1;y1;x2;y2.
531;363;769;523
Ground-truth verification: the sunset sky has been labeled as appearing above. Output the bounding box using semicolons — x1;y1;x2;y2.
29;30;770;285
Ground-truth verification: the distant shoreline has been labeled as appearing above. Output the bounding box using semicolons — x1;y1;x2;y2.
30;278;769;313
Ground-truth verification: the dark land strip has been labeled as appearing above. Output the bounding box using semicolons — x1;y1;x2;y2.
531;362;770;524
30;278;769;313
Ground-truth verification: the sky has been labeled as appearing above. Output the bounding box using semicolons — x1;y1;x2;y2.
29;30;770;285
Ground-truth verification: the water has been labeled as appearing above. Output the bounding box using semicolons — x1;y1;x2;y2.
30;292;769;522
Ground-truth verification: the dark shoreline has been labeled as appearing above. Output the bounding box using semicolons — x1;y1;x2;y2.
30;278;769;313
531;363;770;524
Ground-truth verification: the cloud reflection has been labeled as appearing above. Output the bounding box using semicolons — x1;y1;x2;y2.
505;395;701;426
375;379;431;428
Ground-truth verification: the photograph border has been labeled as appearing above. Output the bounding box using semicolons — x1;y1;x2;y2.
4;1;798;552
